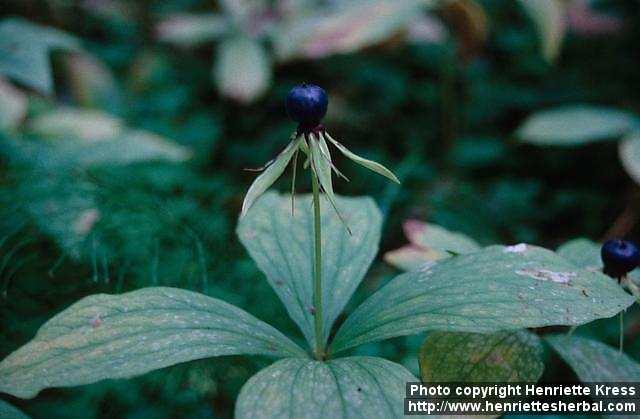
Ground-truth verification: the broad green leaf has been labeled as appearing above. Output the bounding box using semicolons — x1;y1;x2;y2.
22;131;191;169
29;108;124;141
241;138;300;217
0;400;30;419
546;335;640;381
0;18;80;94
213;35;271;103
384;245;441;272
24;108;191;168
236;356;416;419
619;132;640;185
517;105;639;146
156;14;228;46
325;133;399;184
516;0;565;62
237;192;382;349
403;219;480;255
68;130;190;166
0;287;306;399
556;237;601;269
331;244;634;354
0;77;27;131
420;330;544;382
273;0;424;60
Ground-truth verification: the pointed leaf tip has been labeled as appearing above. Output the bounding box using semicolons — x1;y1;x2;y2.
0;287;306;399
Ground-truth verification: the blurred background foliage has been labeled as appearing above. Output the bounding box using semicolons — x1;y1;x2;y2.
1;0;640;417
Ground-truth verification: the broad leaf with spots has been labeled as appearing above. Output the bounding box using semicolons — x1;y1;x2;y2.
331;244;632;354
0;194;634;419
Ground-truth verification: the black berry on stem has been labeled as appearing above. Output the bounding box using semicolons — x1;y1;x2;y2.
601;239;640;281
285;83;328;135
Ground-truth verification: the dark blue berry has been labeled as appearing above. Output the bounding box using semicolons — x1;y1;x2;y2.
601;239;640;279
285;84;328;129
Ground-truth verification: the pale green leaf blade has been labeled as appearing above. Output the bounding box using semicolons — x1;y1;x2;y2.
556;237;601;269
0;77;27;131
403;219;480;255
23;131;192;168
273;0;424;61
25;108;191;167
213;35;271;103
546;335;640;381
619;132;640;185
420;330;544;382
516;0;565;62
384;221;480;271
28;108;124;140
517;105;639;146
0;287;306;399
331;244;634;354
236;356;416;419
384;245;441;272
89;130;191;165
0;17;80;94
241;139;300;217
156;13;228;46
237;192;382;349
0;400;30;419
326;134;399;183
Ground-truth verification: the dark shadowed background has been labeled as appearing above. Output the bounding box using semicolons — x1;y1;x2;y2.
1;0;639;417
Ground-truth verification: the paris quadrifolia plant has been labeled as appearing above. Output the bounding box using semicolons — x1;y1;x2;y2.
0;86;635;418
241;83;399;360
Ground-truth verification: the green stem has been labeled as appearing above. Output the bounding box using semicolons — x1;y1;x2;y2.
311;170;324;360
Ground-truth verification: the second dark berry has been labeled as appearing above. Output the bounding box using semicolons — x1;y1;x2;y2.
601;239;640;280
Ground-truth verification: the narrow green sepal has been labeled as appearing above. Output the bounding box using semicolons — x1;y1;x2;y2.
325;133;400;184
241;136;301;217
